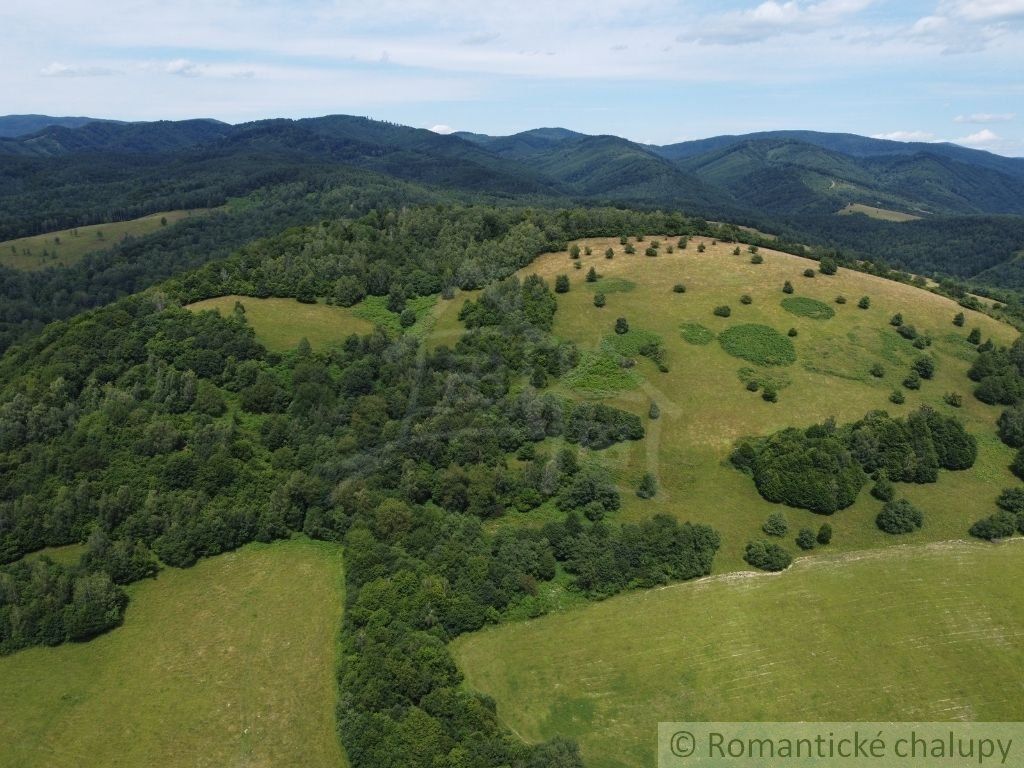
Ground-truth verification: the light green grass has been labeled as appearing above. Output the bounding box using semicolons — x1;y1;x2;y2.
0;538;346;768
22;543;86;567
0;210;210;271
453;540;1024;768
563;351;640;395
718;323;796;366
838;203;921;222
187;295;375;352
679;322;714;345
601;328;663;358
583;277;636;293
781;295;836;320
527;235;1017;571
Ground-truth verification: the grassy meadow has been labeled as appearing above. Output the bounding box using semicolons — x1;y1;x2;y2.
519;235;1017;571
0;538;347;768
453;540;1024;768
188;293;443;352
0;210;208;270
838;202;922;222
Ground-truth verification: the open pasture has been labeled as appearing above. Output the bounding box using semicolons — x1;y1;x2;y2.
0;538;347;768
454;540;1024;768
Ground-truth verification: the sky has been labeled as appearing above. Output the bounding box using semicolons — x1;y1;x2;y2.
2;0;1023;155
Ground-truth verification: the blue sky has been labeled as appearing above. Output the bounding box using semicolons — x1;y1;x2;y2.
3;0;1023;154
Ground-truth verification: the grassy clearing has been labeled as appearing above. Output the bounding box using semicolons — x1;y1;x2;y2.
453;540;1024;768
0;210;209;270
781;295;835;320
838;203;921;222
520;234;1017;571
187;295;375;352
0;538;346;768
718;323;796;366
351;294;438;337
563;351;639;395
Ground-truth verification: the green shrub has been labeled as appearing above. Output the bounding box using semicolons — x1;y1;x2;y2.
713;305;732;317
762;387;778;403
763;512;788;537
876;499;923;534
819;257;838;275
718;324;797;366
750;254;763;264
605;248;614;259
586;266;598;282
555;275;570;293
781;296;835;320
615;317;629;335
743;540;792;572
593;293;606;308
870;363;885;377
796;528;817;550
787;328;798;337
969;511;1018;541
953;312;965;327
816;523;833;545
782;281;794;294
997;488;1024;514
673;283;686;293
858;296;871;309
803;268;815;278
636;473;658;499
740;294;753;305
835;295;847;304
890;390;906;404
913;356;935;379
871;472;895;502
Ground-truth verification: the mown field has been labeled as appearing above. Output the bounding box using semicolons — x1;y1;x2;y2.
0;210;207;270
0;538;347;768
453;540;1024;768
517;235;1017;571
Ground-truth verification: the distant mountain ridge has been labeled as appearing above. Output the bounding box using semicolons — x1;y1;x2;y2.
0;114;125;138
3;116;1019;218
2;114;1024;290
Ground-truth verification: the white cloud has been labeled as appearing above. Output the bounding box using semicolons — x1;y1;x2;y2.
954;112;1014;122
910;0;1024;52
871;130;938;141
688;0;876;44
165;58;201;77
39;61;114;77
956;127;1001;144
429;124;455;134
941;0;1024;21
